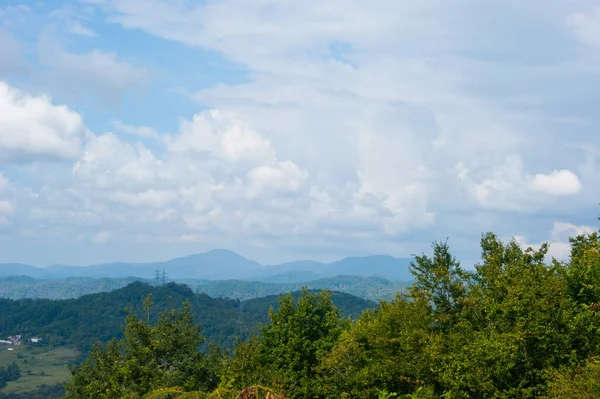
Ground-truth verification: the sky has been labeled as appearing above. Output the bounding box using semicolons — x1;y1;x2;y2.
0;0;599;267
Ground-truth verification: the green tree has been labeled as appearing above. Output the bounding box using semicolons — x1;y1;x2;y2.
319;294;434;399
564;230;600;306
439;234;576;397
409;240;467;332
222;288;346;399
546;356;600;399
64;301;219;399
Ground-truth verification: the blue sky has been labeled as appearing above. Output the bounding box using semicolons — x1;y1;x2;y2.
0;0;599;267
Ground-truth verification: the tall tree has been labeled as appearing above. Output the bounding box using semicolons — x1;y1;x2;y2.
222;288;346;399
319;294;434;398
409;240;467;331
64;301;218;399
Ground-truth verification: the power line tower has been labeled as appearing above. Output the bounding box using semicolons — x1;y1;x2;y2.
161;268;167;286
154;268;161;286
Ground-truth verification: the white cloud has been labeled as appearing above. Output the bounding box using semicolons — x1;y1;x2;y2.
530;169;582;196
48;4;97;37
515;235;572;261
246;161;308;200
567;7;600;46
549;221;597;242
456;156;583;211
108;190;178;208
28;108;433;255
113;120;159;139
516;221;598;261
168;110;275;165
72;110;309;218
37;32;150;103
0;174;8;191
0;81;88;162
0;173;14;226
73;133;169;192
67;21;96;37
92;230;112;244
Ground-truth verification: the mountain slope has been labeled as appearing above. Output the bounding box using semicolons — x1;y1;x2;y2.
195;275;407;301
0;264;54;279
0;275;407;302
152;249;263;279
326;255;413;280
0;282;376;350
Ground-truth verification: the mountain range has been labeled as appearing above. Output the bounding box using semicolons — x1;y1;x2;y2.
0;250;414;282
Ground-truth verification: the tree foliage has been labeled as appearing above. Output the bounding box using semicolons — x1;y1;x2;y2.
222;288;346;399
0;362;21;389
63;300;219;399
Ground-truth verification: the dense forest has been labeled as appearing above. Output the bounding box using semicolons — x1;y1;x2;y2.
61;226;600;398
0;276;147;301
0;282;374;351
0;275;407;302
194;275;407;301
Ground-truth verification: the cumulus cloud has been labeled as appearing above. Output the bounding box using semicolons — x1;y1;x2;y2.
0;81;89;162
71;111;308;227
246;161;308;200
168;110;275;165
516;221;598;261
550;221;597;241
456;156;583;211
530;170;582;196
73;133;169;192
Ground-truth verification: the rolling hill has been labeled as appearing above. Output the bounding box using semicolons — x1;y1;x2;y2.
0;281;377;351
0;275;408;302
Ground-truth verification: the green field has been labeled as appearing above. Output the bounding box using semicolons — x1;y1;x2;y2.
0;345;80;394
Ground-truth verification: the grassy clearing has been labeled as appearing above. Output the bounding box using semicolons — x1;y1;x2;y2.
0;345;80;394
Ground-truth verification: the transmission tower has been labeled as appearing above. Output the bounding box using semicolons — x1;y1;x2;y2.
154;268;161;286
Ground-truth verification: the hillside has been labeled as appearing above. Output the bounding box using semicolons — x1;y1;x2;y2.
0;281;376;351
0;275;407;302
195;275;408;301
0;276;147;300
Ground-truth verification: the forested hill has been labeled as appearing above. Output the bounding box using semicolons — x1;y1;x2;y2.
0;274;407;302
0;281;376;351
